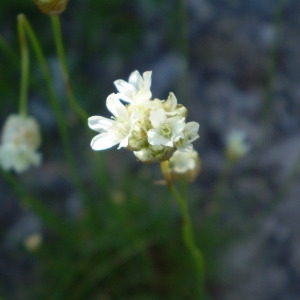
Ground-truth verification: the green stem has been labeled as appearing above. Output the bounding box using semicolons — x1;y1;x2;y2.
210;160;232;215
50;15;110;230
50;14;113;216
0;35;19;66
17;15;30;116
50;14;111;202
18;14;90;218
169;182;205;297
50;15;88;123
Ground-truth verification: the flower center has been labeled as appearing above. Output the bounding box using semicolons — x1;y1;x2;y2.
160;124;172;138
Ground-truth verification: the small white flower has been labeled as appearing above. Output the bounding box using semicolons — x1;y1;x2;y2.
225;129;250;162
88;93;137;150
0;114;42;173
147;108;185;147
114;70;152;104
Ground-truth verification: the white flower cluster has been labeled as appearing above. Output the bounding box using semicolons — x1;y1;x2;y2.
0;114;42;173
88;70;200;163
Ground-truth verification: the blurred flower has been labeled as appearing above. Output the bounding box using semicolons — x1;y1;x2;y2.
0;114;42;173
167;149;201;182
33;0;69;15
225;129;250;163
24;233;43;252
88;70;200;164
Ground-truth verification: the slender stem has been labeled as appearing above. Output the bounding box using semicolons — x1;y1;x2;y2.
17;15;30;116
210;160;232;215
49;14;113;211
0;35;19;66
18;14;90;215
169;182;205;297
50;15;88;123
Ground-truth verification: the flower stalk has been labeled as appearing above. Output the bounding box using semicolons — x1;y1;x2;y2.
50;14;88;123
169;180;205;297
17;14;88;202
17;14;30;116
88;69;203;294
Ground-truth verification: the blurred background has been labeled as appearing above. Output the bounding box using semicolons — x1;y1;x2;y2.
1;0;300;299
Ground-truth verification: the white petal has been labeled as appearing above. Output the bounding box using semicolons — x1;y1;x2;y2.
128;70;143;89
115;92;132;103
184;121;200;143
170;117;185;135
150;109;166;128
106;94;128;119
185;121;199;134
163;93;177;114
114;80;136;95
88;116;114;131
142;71;152;91
117;135;129;149
90;132;120;150
148;130;172;147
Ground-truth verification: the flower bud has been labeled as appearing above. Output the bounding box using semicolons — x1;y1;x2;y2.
134;145;174;164
33;0;68;15
167;150;201;182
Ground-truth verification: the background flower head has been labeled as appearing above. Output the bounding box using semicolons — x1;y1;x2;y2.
0;114;42;173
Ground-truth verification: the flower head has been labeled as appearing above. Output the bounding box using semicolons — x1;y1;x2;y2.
88;70;200;164
33;0;69;15
0;114;42;173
